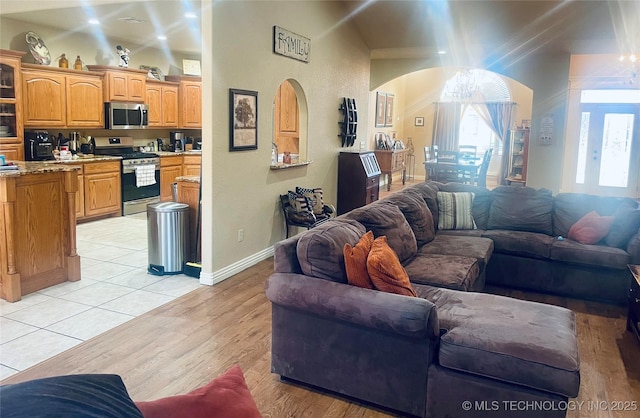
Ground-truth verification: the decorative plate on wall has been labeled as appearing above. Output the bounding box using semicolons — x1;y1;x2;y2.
26;31;51;65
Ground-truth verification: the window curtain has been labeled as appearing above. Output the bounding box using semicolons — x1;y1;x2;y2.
432;102;462;151
471;102;515;185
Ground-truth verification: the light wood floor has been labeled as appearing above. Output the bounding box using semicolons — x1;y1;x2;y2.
2;259;639;418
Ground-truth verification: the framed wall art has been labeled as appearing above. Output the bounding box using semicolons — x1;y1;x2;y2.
385;94;394;127
229;89;258;151
415;116;424;126
375;92;386;127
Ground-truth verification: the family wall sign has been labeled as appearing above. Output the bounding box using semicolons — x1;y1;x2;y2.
273;25;310;63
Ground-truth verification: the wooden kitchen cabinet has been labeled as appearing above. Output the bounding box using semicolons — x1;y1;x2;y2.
22;64;104;129
82;161;121;218
22;67;66;127
146;80;179;128
66;74;104;127
182;154;201;177
87;66;147;102
0;50;25;160
166;76;201;128
160;155;183;202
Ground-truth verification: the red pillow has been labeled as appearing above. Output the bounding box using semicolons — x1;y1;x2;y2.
135;366;261;418
568;211;614;245
344;231;375;289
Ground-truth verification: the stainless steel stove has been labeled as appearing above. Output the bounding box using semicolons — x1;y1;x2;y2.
94;137;161;215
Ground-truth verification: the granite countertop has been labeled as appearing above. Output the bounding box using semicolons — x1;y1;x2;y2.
175;176;200;183
156;150;202;157
50;155;123;164
0;161;82;178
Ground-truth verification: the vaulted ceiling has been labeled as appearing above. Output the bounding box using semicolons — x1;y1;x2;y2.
1;1;637;62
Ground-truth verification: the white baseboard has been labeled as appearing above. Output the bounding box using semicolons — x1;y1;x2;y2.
199;246;274;286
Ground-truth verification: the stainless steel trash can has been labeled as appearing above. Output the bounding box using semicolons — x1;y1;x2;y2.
147;202;190;275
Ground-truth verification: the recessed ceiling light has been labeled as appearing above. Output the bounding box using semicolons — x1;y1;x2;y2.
88;18;100;25
157;35;167;40
437;50;447;55
118;17;145;24
184;12;198;19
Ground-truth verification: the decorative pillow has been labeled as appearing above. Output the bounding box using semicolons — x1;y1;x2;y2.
605;207;640;249
345;203;417;263
136;366;261;418
287;191;312;213
437;191;477;230
0;374;143;418
296;187;324;215
568;211;615;245
297;219;366;283
344;231;375;289
367;236;417;297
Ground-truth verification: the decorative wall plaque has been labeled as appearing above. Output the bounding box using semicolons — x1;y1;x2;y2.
273;26;310;63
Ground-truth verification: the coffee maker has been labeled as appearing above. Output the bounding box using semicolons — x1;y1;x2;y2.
24;131;55;161
170;131;184;152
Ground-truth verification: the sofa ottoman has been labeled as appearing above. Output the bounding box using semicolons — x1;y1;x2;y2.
417;286;580;417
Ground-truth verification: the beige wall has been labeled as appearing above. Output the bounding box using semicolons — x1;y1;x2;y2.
206;1;371;272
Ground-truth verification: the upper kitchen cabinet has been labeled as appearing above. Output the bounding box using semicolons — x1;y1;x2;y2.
165;75;201;129
146;80;179;128
0;50;25;160
22;64;104;129
87;66;147;103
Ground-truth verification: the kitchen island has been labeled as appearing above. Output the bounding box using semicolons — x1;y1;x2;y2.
0;162;81;302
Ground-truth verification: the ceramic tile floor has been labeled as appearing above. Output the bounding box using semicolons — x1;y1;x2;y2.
0;212;203;381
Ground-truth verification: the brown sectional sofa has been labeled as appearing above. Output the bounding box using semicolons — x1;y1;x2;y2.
263;181;640;417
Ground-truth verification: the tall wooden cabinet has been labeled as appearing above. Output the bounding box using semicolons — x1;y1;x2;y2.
165;75;202;128
337;151;381;215
506;129;530;185
0;50;25;160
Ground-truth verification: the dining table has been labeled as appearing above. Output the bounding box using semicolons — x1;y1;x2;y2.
424;157;484;184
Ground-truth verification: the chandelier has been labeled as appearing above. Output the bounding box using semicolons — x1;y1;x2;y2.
618;53;638;84
445;69;480;101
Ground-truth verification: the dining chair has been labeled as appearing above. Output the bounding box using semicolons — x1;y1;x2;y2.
477;148;493;188
435;150;462;183
458;144;477;161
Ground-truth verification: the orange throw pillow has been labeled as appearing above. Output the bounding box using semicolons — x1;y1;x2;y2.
367;236;417;297
568;211;615;245
344;231;375;289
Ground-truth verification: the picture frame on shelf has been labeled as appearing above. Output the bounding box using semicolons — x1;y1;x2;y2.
385;94;394;127
375;92;386;127
415;116;424;126
229;89;258;151
139;65;164;81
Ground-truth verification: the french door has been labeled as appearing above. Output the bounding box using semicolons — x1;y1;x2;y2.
575;103;639;197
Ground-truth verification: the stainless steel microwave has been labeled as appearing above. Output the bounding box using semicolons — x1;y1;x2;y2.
104;102;149;129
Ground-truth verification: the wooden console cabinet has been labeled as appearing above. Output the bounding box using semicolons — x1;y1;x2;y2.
337;151;381;215
375;149;407;191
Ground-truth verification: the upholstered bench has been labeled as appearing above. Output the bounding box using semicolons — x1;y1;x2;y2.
417;286;580;418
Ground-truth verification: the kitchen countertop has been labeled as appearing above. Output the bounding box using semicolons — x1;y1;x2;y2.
175;176;200;183
156;150;202;157
0;161;82;178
